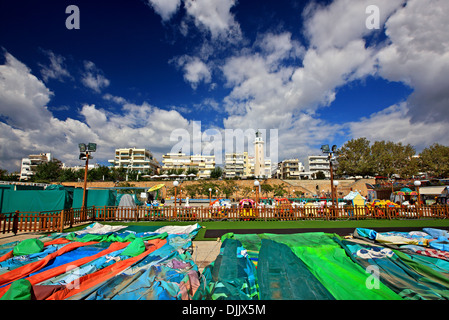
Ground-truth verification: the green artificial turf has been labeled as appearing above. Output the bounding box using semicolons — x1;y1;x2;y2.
63;219;449;241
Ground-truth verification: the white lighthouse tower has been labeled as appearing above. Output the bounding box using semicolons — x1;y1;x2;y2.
254;130;265;178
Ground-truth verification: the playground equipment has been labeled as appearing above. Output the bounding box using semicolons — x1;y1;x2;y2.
239;198;256;220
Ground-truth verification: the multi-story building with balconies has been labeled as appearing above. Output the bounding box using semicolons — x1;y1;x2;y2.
308;155;330;179
20;153;53;181
108;147;160;173
162;152;215;179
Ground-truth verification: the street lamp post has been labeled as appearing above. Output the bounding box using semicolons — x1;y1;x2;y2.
414;180;421;216
333;180;339;218
173;180;179;208
254;180;260;207
173;180;179;219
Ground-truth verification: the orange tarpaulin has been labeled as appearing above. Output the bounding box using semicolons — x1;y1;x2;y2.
0;241;98;288
0;241;130;299
0;251;14;264
46;238;167;300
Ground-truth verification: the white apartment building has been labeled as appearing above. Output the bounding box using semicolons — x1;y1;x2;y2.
263;159;272;178
191;154;216;179
224;152;249;178
224;153;272;179
108;148;160;173
20;153;52;181
308;155;331;179
162;152;215;179
277;159;305;179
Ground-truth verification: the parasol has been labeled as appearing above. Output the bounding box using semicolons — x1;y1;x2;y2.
148;184;165;192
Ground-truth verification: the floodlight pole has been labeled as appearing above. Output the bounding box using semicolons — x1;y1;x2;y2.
329;155;335;205
322;144;337;219
82;151;89;209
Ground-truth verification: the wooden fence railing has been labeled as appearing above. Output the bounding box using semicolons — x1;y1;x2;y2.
1;204;448;235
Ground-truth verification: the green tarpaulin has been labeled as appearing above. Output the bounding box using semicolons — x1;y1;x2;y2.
0;189;4;214
65;231;168;243
121;238;146;257
225;232;401;300
1;190;71;213
13;238;44;256
257;239;334;300
72;188;117;208
0;279;32;300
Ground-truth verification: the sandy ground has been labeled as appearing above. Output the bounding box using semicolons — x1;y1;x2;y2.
0;232;44;245
192;240;222;273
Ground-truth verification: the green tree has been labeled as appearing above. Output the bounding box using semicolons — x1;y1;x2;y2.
314;171;326;180
0;168;7;179
126;169;140;181
58;168;77;182
241;186;253;198
33;159;63;182
198;181;220;198
293;190;304;198
260;183;274;197
419;143;449;178
111;167;126;181
272;183;288;197
220;180;237;199
184;183;200;199
371;141;417;178
210;166;223;179
186;167;198;180
336;137;373;177
337;138;418;179
95;165;113;181
0;168;18;181
166;168;185;175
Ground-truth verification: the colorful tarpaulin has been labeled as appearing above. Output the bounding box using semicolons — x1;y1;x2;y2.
194;238;259;300
2;223;449;300
0;223;201;300
222;232;400;300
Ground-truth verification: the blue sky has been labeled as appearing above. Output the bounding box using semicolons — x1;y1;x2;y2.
1;0;448;172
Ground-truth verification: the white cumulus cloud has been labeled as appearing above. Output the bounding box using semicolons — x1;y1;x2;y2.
0;51;191;172
81;60;110;93
146;0;181;21
174;55;212;89
39;50;72;82
183;0;241;41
